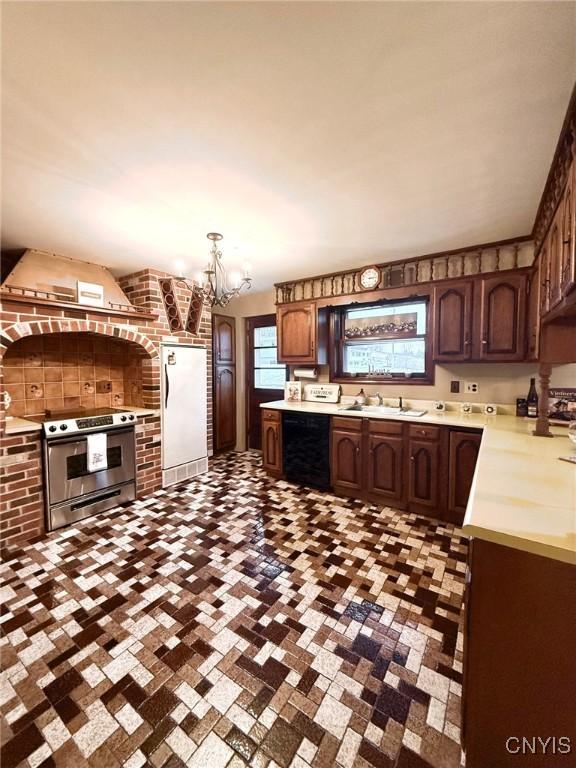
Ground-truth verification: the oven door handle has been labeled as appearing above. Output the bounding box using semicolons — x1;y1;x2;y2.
164;363;170;409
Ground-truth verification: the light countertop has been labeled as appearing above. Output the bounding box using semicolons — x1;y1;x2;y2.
3;416;42;435
4;406;159;436
261;399;576;565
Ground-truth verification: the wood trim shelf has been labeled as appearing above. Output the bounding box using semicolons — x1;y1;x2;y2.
0;290;158;322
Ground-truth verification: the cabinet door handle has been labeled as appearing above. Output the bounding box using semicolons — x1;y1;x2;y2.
410;455;415;462
481;339;488;345
355;445;360;455
464;339;471;346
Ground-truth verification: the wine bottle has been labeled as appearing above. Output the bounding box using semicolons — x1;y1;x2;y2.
527;378;538;418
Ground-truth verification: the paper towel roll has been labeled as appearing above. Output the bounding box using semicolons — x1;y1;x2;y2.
294;368;318;379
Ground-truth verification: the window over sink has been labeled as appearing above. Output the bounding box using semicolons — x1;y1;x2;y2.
331;298;433;384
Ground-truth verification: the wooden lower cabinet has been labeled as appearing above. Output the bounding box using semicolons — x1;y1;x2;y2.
366;431;405;506
214;365;236;452
448;430;482;521
463;539;576;767
261;412;481;523
331;419;363;496
408;438;441;511
330;418;478;523
261;409;282;477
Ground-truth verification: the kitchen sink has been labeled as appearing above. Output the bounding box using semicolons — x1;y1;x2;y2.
338;404;427;417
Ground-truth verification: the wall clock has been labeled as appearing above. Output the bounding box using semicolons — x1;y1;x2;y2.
358;266;381;291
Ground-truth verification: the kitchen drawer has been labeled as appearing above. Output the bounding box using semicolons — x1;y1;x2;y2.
332;416;362;432
409;424;441;441
368;419;404;436
262;409;281;422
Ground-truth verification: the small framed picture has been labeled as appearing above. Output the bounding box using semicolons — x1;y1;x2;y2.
77;280;104;307
285;381;302;402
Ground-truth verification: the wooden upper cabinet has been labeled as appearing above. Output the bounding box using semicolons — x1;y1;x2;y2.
213;315;235;364
526;263;541;362
448;430;481;521
366;432;404;505
331;429;362;493
433;281;473;362
277;302;327;364
547;207;563;312
539;238;550;318
560;159;575;297
477;273;527;361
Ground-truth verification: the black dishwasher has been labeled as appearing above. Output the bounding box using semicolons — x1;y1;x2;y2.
282;412;330;490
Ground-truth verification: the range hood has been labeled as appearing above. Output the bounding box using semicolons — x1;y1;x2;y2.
1;249;133;309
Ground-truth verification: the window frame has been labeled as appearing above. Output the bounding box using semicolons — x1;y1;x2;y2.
251;323;287;391
330;296;434;385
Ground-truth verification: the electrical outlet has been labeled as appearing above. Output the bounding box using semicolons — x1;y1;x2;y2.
450;380;460;394
464;381;479;394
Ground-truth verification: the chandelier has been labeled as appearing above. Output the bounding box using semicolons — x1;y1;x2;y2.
174;232;251;308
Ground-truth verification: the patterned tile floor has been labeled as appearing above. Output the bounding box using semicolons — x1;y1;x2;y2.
1;452;468;768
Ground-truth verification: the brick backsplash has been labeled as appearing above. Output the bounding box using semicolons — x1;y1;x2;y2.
3;333;145;417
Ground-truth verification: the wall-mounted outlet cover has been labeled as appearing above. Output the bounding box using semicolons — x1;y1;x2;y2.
465;382;479;394
450;380;460;393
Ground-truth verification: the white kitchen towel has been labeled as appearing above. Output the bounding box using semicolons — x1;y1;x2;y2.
87;432;108;472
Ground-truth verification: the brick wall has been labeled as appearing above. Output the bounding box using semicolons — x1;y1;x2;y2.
0;432;43;549
0;266;212;552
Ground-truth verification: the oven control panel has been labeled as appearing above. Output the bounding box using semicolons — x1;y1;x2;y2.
77;416;114;429
43;412;136;436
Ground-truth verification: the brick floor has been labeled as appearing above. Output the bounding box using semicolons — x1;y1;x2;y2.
0;451;467;767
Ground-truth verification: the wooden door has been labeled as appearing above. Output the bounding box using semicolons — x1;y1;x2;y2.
213;315;235;365
366;433;404;505
408;439;440;510
448;431;481;522
433;281;473;361
262;410;282;476
277;303;317;363
212;314;236;452
477;273;527;361
246;315;286;450
547;206;563;311
214;366;236;451
560;161;575;297
331;429;362;494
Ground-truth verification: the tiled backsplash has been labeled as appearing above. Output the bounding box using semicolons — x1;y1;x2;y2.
3;333;145;417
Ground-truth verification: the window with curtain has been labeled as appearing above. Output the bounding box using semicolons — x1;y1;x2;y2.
333;299;432;383
253;325;287;389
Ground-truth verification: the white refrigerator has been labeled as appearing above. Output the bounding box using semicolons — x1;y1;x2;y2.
161;344;208;486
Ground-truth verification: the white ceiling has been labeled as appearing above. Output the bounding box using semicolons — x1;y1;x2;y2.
2;2;575;291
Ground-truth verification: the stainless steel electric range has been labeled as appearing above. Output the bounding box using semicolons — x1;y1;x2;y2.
29;408;137;531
